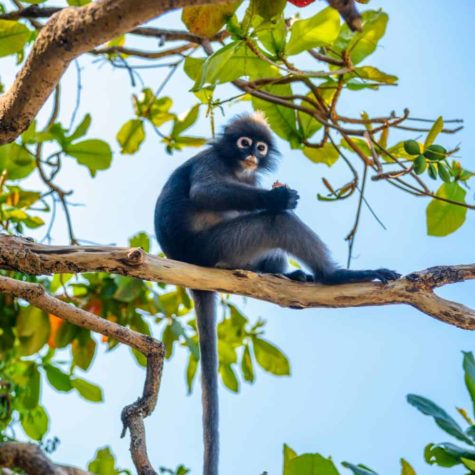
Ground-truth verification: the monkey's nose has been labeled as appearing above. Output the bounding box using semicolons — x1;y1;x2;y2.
245;155;258;164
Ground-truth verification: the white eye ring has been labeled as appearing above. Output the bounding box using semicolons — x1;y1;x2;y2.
237;137;252;148
256;141;268;155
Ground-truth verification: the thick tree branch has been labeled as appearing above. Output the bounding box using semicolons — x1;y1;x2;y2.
0;442;90;475
0;0;228;145
0;269;165;475
0;235;473;330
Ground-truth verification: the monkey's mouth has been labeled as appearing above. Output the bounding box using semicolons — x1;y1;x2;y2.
242;155;258;170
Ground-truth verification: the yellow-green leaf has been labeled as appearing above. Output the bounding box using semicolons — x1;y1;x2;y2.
17;307;50;356
426;183;467;236
219;364;239;392
72;378;103;402
401;459;417;475
20;406;49;441
253;337;290;376
117;119;145;154
0;143;36;179
303;143;339;167
424;116;444;148
286;7;340;56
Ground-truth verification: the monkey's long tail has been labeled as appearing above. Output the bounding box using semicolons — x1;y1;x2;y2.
191;290;219;475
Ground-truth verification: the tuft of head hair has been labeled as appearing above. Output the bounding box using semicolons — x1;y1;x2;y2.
249;110;270;128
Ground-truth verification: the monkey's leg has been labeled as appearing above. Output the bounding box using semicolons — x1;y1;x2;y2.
197;211;399;284
253;250;313;282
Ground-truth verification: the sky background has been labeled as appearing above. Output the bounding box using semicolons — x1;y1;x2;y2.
2;0;475;473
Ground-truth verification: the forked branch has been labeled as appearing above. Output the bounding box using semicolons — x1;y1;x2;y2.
0;271;164;475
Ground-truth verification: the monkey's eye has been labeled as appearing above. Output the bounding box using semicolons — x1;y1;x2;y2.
237;137;252;148
256;142;268;155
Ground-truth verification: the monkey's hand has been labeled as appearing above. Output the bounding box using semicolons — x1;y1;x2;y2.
265;186;299;211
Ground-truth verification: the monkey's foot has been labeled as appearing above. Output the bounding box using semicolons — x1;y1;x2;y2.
322;268;401;285
284;270;315;282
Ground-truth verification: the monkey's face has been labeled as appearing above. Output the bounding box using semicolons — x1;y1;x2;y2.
212;113;278;173
235;136;269;171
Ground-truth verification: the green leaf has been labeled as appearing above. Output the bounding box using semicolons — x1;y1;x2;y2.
0;20;30;57
20;406;49;441
256;17;287;56
184;57;205;82
21;363;41;409
252;337;290;376
0;143;36;179
182;2;242;38
425;442;475;467
463;352;475;418
286;7;341;56
407;394;474;445
400;459;416;475
219;364;239;392
72;336;96;371
117;119;145;155
424;116;444;148
72;378;103;402
88;446;120;475
17;306;50;356
286;453;340;475
69;113;92;142
342;462;377;475
352;66;398;84
65;139;112;176
298;109;322;140
129;232;150;253
334;11;388;65
426;183;467;236
54;321;78;348
303;143;339;167
67;0;90;5
45;365;73;392
172;104;200;136
194;41;277;90
241;344;254;383
113;277;143;303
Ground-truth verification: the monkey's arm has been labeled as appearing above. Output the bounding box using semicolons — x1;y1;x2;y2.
190;181;298;211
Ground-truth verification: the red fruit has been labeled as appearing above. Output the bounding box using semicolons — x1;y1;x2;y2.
288;0;316;6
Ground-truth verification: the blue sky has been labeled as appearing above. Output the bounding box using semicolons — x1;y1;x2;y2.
2;0;475;473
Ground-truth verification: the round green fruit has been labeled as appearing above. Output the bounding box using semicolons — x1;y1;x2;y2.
403;140;420;156
413;154;426;175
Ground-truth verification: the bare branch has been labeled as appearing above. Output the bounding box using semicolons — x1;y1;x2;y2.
0;235;473;330
0;0;229;145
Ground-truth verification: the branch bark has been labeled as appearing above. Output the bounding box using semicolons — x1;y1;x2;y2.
0;235;474;330
0;0;228;145
0;442;90;475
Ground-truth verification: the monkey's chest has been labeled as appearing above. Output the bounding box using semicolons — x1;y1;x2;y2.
190;210;244;232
